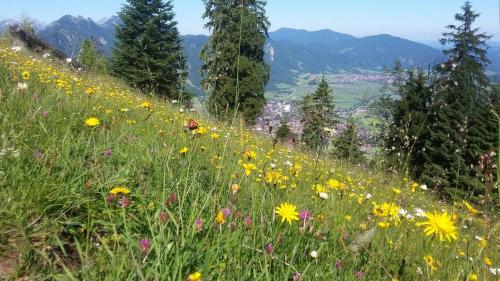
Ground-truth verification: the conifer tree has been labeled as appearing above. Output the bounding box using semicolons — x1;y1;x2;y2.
112;0;188;100
301;78;336;150
419;1;496;197
200;0;270;124
331;119;365;163
384;68;433;176
78;38;107;73
275;117;292;143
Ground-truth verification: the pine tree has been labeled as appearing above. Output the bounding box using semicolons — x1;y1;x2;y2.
331;119;365;163
275;118;292;143
200;0;270;124
420;1;496;197
112;0;188;100
78;38;107;73
384;68;434;177
301;78;336;150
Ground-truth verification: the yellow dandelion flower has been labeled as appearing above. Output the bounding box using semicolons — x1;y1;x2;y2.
140;101;152;109
22;70;30;80
187;271;202;281
179;147;189;154
484;257;492;266
462;201;479;215
110;186;130;196
85;86;96;95
416;211;458;242
423;255;440;271
84;117;100;127
210;133;220;140
469;273;478;281
275;202;299;224
242;163;256;176
215;211;225;225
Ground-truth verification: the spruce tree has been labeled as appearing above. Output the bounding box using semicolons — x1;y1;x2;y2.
275;118;292;143
301;78;336;150
78;38;107;73
331;119;365;163
200;0;270;124
384;68;433;177
112;0;188;100
420;1;496;197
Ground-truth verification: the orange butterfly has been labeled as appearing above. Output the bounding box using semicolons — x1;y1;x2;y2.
187;118;199;131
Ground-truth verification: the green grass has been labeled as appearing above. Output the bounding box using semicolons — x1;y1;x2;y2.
266;73;384;110
0;43;499;281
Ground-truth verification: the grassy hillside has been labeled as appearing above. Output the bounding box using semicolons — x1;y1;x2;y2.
0;41;499;280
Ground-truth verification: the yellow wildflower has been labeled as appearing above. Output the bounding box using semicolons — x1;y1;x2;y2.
84;117;100;127
110;186;130;196
275;202;299;225
416;211;458;242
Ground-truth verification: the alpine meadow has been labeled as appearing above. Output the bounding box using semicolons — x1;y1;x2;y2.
0;1;499;280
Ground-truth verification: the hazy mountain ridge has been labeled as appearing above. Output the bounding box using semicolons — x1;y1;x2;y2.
3;15;499;93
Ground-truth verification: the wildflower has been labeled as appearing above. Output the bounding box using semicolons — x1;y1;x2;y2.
103;148;112;157
335;260;343;270
84;117;100;127
66;58;72;63
275;202;299;224
420;184;428;191
244;215;252;228
327;179;340;189
195;218;203;232
118;197;131;208
310;250;318;259
17;82;28;90
216;211;225;225
230;183;240;195
299;210;312;223
110;186;131;196
392;188;401;194
469;273;478;281
165;193;178;207
265;243;274;255
485;257;492;266
159;211;169;223
292;272;301;281
85;86;96;95
355;270;364;279
140;101;152;109
414;208;426;217
373;203;399;220
211;133;220;140
462;201;479;215
222;208;232;217
244;150;257;160
179;147;189;154
416;212;458;242
344;215;352;222
490;268;500;275
22;71;30;80
319;192;329;199
423;255;439;271
139;239;151;253
195;126;208;135
242;163;256;176
187;271;202;281
377;222;390;228
476;236;487;248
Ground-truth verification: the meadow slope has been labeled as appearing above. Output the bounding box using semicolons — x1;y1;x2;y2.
0;42;499;281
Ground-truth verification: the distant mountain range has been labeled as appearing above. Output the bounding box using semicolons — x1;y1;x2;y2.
2;15;499;93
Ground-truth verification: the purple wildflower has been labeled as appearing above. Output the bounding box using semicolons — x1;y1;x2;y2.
139;239;151;252
265;243;274;255
298;210;312;223
195;217;203;232
103;148;112;157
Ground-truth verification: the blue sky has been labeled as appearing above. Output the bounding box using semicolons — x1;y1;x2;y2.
1;0;498;42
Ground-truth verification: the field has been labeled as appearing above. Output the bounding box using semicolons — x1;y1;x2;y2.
0;42;499;280
266;73;384;110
